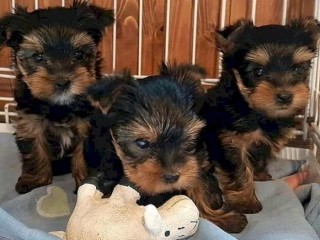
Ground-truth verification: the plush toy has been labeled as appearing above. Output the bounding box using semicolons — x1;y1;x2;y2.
51;183;199;240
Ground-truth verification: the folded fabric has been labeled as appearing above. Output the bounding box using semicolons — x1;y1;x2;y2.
0;208;60;240
296;183;320;237
0;132;320;240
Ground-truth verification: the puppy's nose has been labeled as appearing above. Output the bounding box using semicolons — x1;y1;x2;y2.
276;92;293;105
163;173;180;184
56;79;70;89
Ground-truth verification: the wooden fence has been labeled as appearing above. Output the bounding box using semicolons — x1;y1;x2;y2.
0;0;317;97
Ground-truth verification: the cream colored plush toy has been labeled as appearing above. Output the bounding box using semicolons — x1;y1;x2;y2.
51;183;199;240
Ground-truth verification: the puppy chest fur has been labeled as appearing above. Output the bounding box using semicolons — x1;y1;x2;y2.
15;112;89;161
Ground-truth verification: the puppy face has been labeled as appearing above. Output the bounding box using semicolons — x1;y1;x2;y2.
112;93;206;195
0;1;114;105
16;28;98;105
216;18;320;118
88;65;208;195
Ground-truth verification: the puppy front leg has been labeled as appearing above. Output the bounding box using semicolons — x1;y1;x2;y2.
216;155;262;214
186;176;248;233
15;137;52;194
249;143;272;181
72;141;88;189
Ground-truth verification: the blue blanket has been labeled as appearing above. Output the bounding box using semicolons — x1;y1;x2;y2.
0;133;319;240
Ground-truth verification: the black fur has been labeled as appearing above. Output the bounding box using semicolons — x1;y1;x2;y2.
0;1;114;193
200;17;320;214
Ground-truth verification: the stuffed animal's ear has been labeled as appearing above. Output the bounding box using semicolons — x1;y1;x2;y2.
287;17;320;44
215;19;253;54
87;70;135;114
0;6;33;50
144;205;163;236
72;1;114;44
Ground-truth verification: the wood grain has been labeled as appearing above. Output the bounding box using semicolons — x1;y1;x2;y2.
0;0;318;84
287;0;315;23
226;0;252;25
91;0;114;73
141;0;166;75
168;0;193;64
114;0;139;74
255;0;283;26
38;0;61;8
195;0;220;78
15;0;35;10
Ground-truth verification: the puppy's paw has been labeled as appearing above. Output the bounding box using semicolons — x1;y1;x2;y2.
226;197;262;214
15;174;52;194
81;171;117;197
254;171;272;181
204;210;248;233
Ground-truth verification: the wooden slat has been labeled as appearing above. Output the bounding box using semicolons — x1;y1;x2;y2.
226;0;252;25
287;0;316;23
0;1;12;69
0;78;14;98
168;0;193;64
255;0;283;26
38;0;62;8
91;0;114;74
195;0;220;78
15;0;35;10
141;0;165;75
115;0;139;74
0;0;318;86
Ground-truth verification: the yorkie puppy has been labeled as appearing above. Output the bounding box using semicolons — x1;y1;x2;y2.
200;17;320;213
85;63;248;233
0;1;114;193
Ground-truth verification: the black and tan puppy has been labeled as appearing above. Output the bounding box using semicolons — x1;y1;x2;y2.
200;18;320;213
85;63;248;233
0;1;114;193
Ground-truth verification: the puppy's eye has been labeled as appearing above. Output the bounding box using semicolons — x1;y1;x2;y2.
251;68;264;78
135;139;150;149
74;50;86;61
32;53;44;63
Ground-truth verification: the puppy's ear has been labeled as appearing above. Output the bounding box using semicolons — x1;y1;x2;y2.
215;19;253;54
159;61;206;82
288;17;320;44
0;6;32;50
72;0;114;44
87;70;135;114
159;61;206;112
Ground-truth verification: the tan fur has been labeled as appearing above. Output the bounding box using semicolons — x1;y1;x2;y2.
246;47;270;66
218;130;264;213
233;69;252;104
70;32;95;48
250;82;309;118
20;34;45;52
15;111;90;192
119;154;200;195
124;121;159;142
88;84;127;115
186;178;248;233
215;165;261;213
184;119;206;140
293;47;316;63
233;69;310;119
15;113;53;192
24;67;57;99
70;66;97;95
220;129;272;160
217;128;295;212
